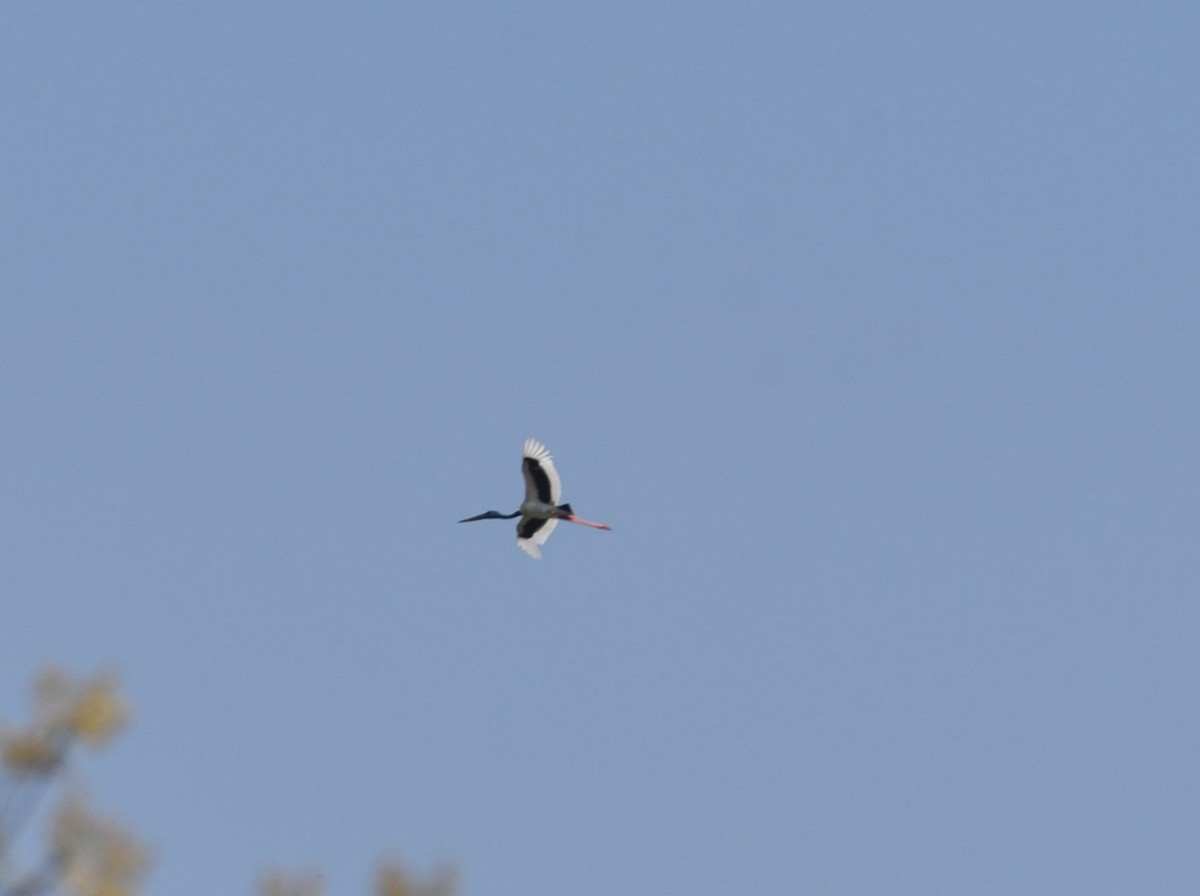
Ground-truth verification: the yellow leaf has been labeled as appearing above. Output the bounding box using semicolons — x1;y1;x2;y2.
1;730;62;775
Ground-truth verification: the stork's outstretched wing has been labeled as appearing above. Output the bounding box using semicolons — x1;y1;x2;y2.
521;438;561;505
516;515;558;559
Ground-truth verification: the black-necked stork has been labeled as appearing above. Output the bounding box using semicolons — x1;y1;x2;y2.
459;438;611;558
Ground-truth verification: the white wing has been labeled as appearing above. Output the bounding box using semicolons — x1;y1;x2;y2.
517;517;558;559
521;438;562;506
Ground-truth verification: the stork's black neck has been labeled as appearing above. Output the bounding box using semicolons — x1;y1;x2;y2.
459;509;523;523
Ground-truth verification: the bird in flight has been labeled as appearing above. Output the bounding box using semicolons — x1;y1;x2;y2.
459;438;611;558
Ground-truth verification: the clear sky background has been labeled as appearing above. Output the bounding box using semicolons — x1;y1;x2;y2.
2;3;1198;894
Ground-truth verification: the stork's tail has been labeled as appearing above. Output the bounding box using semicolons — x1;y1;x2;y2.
557;503;574;515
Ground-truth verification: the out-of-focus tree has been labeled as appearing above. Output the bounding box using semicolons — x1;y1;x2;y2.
4;668;457;895
0;667;148;896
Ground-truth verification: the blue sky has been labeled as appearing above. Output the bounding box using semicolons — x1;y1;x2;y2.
2;3;1198;894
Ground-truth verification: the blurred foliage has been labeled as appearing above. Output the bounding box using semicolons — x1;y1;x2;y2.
51;796;150;896
258;863;456;896
1;667;146;896
4;667;457;895
259;870;326;896
375;862;456;896
1;669;129;780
